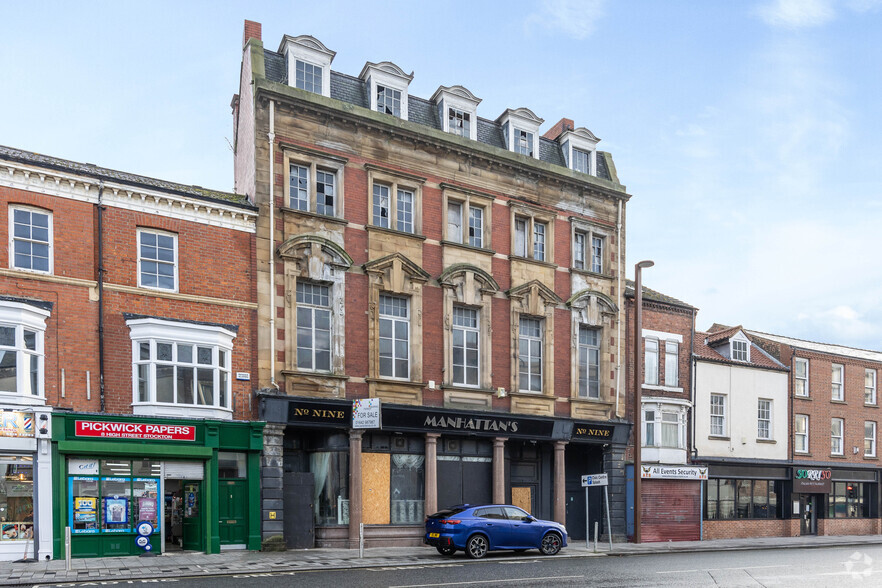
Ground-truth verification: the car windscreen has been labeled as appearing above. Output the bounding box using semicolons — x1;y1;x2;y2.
427;507;467;519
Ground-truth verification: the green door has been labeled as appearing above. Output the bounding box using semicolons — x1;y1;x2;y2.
218;480;248;544
182;481;203;551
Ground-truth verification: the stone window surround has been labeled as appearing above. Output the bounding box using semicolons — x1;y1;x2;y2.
570;217;609;275
508;281;560;401
360;61;413;121
365;253;430;404
282;145;347;220
439;265;499;394
509;203;555;264
559;127;600;176
568;289;617;405
278;235;351;384
432;86;481;141
366;164;424;237
441;184;493;251
281;35;335;98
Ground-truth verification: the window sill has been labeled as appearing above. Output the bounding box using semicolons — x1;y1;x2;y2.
570;267;612;280
794;395;812;401
133;403;232;420
282;369;349;380
440;384;495;395
794;452;812;457
829;454;847;459
280;206;348;226
508;255;557;270
366;224;426;241
863;456;879;460
708;435;730;440
570;396;613;406
756;439;777;444
865;403;878;408
642;384;684;394
440;240;495;256
365;377;425;389
0;392;47;407
831;399;847;404
509;390;551;398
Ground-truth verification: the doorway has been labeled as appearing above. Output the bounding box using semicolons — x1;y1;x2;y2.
163;479;204;552
799;494;817;536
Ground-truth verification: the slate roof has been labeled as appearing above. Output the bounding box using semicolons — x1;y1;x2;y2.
694;330;788;371
0;145;254;209
265;50;612;182
746;330;882;363
624;280;695;309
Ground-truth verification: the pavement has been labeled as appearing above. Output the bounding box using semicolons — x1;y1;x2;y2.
5;534;882;586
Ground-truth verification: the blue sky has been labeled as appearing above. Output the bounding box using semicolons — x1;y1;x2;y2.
4;0;882;348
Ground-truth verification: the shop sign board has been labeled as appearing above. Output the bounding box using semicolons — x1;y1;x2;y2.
572;424;614;441
792;468;833;494
287;399;351;427
0;411;35;438
352;398;381;429
74;420;196;441
640;465;708;480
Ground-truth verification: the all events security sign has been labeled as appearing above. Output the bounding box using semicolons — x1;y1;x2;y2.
640;465;708;480
352;398;381;429
75;420;196;441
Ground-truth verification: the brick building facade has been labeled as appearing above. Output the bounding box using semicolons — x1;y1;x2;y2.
0;146;262;559
232;21;633;548
625;282;702;542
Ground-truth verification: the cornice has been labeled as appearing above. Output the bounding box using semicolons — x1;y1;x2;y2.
1;162;258;233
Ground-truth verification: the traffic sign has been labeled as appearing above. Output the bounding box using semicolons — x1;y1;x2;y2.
581;473;609;487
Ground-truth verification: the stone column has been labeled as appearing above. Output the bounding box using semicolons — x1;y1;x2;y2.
261;423;286;543
603;442;628;539
553;441;567;524
425;433;439;516
348;429;364;549
493;437;507;504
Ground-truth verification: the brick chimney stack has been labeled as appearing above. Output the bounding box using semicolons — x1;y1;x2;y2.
542;118;575;141
243;20;262;48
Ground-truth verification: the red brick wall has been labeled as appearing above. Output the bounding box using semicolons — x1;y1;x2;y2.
703;519;794;539
0;183;257;419
820;517;881;536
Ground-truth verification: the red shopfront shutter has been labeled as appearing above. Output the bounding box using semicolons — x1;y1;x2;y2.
641;479;701;542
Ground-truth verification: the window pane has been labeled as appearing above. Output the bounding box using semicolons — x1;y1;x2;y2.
514;219;527;257
176;366;194;404
311;451;348;526
391;454;425;524
0;350;17;393
196;368;214;405
396;190;414;233
468;206;483;248
156;365;174;403
447;202;462;242
373;184;390;228
316;170;335;216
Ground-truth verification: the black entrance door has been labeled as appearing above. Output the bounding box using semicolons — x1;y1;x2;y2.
284;472;315;548
799;494;817;535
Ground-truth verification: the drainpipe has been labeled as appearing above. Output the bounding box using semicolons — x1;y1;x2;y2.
615;198;623;417
97;181;106;412
268;100;279;390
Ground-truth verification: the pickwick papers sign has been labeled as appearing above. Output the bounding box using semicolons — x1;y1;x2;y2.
74;420;196;441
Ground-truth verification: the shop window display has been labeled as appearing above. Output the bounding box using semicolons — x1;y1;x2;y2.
0;456;33;542
68;458;161;535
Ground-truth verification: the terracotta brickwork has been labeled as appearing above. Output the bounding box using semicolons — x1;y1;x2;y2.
0;163;258;420
703;519;795;539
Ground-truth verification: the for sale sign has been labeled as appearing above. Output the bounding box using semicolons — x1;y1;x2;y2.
75;420;196;441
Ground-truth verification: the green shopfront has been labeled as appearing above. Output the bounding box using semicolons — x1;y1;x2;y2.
51;413;263;558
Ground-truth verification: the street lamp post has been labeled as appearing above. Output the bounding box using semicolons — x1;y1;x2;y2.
633;260;654;544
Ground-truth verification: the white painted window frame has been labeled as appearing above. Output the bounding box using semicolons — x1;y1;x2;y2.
710;393;727;437
0;301;49;405
831;417;844;455
757;398;772;440
795;414;809;453
378;294;411;381
137;228;178;292
832;363;844;401
866;368;877;405
865;420;877;457
9;205;53;275
794;357;809;397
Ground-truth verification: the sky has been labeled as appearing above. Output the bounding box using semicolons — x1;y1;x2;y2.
3;0;882;349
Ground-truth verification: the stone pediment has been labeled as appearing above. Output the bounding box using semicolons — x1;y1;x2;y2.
567;289;618;326
277;235;352;269
508;280;561;315
438;264;499;292
364;253;429;294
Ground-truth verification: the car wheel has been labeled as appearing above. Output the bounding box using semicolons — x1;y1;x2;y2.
466;534;489;559
436;545;456;556
539;532;562;556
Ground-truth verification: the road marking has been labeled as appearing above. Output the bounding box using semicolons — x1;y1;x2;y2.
390;575;584;588
657;565;783;574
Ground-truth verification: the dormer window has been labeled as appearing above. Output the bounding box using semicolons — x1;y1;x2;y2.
731;339;749;362
497;108;544;160
432;85;481;141
376;85;402;117
280;35;336;98
360;61;413;121
515;129;534;157
448;108;470;137
559;127;600;176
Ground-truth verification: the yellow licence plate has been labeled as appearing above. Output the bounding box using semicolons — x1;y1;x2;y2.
429;532;440;538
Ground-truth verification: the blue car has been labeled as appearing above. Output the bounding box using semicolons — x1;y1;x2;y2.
425;504;567;559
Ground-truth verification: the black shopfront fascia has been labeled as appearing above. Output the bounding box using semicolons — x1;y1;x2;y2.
260;396;630;444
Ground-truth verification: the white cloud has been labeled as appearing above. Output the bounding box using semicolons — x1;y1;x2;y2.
526;0;606;40
755;0;835;28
